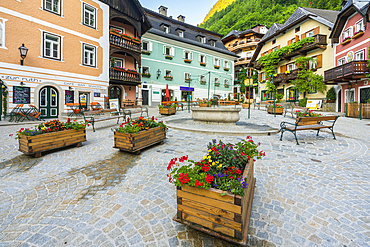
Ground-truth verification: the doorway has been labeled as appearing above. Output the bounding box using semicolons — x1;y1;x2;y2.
337;89;341;112
109;86;122;108
161;89;174;102
39;86;59;119
142;90;149;105
79;92;90;109
345;89;355;103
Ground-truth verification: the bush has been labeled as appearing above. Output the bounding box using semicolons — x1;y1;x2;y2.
299;98;308;107
275;93;284;103
326;87;336;100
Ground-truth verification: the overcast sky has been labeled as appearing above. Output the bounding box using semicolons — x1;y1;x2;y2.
139;0;217;26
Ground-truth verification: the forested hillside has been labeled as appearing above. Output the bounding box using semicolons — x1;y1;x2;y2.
200;0;342;36
202;0;237;24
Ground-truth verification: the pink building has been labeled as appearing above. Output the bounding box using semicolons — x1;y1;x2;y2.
324;0;370;112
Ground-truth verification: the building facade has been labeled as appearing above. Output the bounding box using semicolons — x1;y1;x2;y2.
250;8;339;104
140;6;237;106
222;24;268;99
0;0;110;118
324;0;370;112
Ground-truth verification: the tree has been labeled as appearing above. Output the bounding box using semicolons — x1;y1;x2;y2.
292;57;327;99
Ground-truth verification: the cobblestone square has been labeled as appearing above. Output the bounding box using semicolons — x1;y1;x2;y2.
0;108;369;247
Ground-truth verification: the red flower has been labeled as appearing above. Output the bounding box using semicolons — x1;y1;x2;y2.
205;174;214;184
195;180;203;187
67;118;71;123
152;116;155;121
179;173;189;185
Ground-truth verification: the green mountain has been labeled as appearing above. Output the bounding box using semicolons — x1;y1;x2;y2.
202;0;237;24
200;0;342;36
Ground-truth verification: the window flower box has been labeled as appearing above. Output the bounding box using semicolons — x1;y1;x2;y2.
200;81;207;85
224;84;229;88
215;82;220;87
165;55;174;60
184;59;192;63
200;62;207;66
224;68;230;71
141;73;151;78
340;37;351;45
214;65;220;69
141;50;151;55
352;30;364;39
164;76;173;80
185;78;190;82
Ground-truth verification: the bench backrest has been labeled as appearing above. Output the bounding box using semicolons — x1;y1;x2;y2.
83;108;117;116
296;116;338;124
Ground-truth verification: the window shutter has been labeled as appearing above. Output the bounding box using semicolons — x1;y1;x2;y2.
163;45;166;54
191;52;193;60
287;40;292;45
171;47;175;56
301;33;306;39
314;27;320;35
268;49;272;54
259;73;262;81
277;45;280;50
183;50;185;59
198;54;201;62
281;65;287;73
295;35;299;42
205;55;207;63
317;54;322;68
149;42;153;51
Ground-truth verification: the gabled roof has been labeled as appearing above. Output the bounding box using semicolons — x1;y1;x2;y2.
143;8;237;57
330;0;370;42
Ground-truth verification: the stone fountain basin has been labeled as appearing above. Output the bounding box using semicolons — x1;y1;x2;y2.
191;106;241;123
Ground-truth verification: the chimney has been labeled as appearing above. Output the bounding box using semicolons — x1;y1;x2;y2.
177;15;185;23
159;6;168;16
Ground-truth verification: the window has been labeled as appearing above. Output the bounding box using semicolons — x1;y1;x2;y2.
163;45;174;56
142;41;148;51
210;40;216;47
214;58;219;66
183;51;192;60
215;78;219;83
142;66;150;74
261;90;273;101
224;79;229;85
355;50;365;61
43;32;61;60
112;58;124;68
295;26;300;33
355;20;364;32
200;75;206;81
44;0;61;15
0;19;4;48
199;36;206;44
272;39;276;45
287;63;296;71
261;72;266;81
179;31;184;38
342;28;351;40
200;54;206;63
185;73;191;80
286;87;299;102
83;3;96;28
163;26;169;33
110;26;124;34
338;58;345;65
308;85;317;94
83;43;96;67
309;57;317;70
307;29;315;37
224;61;229;68
165;70;172;77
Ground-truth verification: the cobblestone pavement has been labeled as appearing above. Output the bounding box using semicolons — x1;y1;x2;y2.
0;108;369;247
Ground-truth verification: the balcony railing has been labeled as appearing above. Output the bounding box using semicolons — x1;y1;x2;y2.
234;57;252;66
229;40;259;52
109;68;141;83
283;34;327;59
273;69;299;83
324;60;370;82
110;32;141;53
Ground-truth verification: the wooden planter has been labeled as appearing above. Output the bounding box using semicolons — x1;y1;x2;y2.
340;39;351;45
114;127;166;154
199;103;209;107
18;129;86;157
267;107;283;115
159;107;176;115
242;103;250;109
352;31;364;39
174;160;256;246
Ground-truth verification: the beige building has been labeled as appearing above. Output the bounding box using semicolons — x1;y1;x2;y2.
250;8;339;103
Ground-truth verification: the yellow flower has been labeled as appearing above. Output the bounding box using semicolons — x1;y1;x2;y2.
203;156;207;160
218;164;222;169
207;156;211;159
212;162;215;166
208;149;211;152
216;161;219;164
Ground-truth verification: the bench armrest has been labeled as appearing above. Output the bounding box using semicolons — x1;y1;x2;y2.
280;121;296;129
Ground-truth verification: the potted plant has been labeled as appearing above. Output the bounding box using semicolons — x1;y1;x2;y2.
267;104;284;115
199;100;209;107
15;119;87;157
215;82;220;87
159;103;177;115
165;55;174;60
224;68;230;71
200;80;207;85
184;59;192;63
164;76;173;81
113;116;167;154
224;84;230;88
169;138;265;245
214;65;220;69
352;30;364;39
141;50;151;55
295;110;322;125
200;62;207;66
275;93;284;103
341;37;351;45
141;73;151;78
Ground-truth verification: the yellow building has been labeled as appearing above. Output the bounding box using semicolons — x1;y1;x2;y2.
250;7;339;103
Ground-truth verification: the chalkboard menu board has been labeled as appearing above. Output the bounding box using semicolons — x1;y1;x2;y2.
65;90;74;104
13;86;30;104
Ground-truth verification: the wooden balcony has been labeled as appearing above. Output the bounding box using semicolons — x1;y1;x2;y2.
109;68;141;83
324;61;370;82
228;39;260;52
283;34;327;60
235;57;252;66
110;32;141;53
273;69;299;83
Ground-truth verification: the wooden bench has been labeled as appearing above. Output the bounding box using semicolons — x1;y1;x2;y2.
81;108;122;132
280;116;339;145
254;101;274;110
284;105;308;118
121;107;149;120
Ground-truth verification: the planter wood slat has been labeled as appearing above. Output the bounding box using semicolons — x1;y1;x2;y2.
174;160;255;246
114;126;166;153
159;107;176;115
242;104;250;108
199;103;209;107
18;129;86;157
267;107;284;115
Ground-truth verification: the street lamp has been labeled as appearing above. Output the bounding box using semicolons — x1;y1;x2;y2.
19;44;28;66
188;75;191;113
156;69;161;79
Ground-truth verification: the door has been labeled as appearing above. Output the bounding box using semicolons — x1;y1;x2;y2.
109;86;122;108
338;89;342;112
345;90;355;103
39;86;59;119
142;90;149;105
79;92;89;109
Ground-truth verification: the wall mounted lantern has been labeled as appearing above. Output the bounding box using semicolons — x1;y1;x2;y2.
156;69;161;79
18;44;28;66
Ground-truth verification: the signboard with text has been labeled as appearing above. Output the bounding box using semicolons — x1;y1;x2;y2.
65;90;74;104
13;86;30;104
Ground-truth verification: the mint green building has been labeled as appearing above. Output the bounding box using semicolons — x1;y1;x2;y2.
140;6;238;106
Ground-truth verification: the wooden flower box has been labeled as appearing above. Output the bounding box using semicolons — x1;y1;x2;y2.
18;129;86;157
174;160;256;246
242;103;250;109
159;107;176;115
199;103;209;107
340;39;351;45
114;127;166;154
267;107;283;115
352;31;364;39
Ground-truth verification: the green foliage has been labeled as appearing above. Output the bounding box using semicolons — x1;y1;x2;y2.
200;0;341;36
240;83;246;94
296;110;322;117
299;97;308;107
113;116;167;134
326;87;336;100
275;93;284;103
1;79;8;116
292;57;326;98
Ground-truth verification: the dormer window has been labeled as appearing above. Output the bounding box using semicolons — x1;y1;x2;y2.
209;39;216;47
164;26;169;33
200;37;206;44
179;30;184;38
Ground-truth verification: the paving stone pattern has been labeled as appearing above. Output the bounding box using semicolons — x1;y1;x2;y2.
0;108;369;247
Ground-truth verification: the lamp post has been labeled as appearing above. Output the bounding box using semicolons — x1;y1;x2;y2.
188;75;191;113
18;44;28;66
207;72;211;107
247;70;251;119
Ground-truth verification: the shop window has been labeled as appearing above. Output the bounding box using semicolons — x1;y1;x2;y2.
83;3;96;28
286;87;299;102
261;90;273;101
44;0;61;15
83;43;96;67
43;32;61;60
